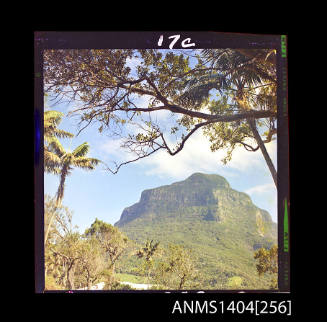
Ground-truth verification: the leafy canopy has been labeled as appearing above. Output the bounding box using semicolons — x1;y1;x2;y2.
44;49;277;178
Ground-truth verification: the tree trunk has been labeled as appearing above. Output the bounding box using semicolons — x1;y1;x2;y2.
147;266;151;284
247;119;277;187
109;264;115;288
179;274;186;290
67;263;75;290
87;271;92;290
45;165;67;245
44;209;56;246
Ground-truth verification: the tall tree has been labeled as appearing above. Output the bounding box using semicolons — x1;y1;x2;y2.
152;244;199;290
44;49;277;185
76;237;106;290
84;219;129;287
45;200;106;290
50;232;84;289
44;141;100;245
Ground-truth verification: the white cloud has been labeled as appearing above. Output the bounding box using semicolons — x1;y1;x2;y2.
98;138;133;162
139;130;275;180
245;183;276;195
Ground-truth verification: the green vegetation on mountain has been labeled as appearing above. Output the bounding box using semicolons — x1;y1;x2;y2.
115;173;277;289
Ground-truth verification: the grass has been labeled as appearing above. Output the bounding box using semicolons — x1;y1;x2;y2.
116;273;147;284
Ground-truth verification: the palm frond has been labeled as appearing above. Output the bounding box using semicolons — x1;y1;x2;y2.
178;82;216;106
46;137;66;158
44;110;64;127
72;157;101;170
183;73;226;89
178;73;228;107
44;110;74;139
206;49;276;85
44;149;61;174
72;142;90;157
51;128;74;139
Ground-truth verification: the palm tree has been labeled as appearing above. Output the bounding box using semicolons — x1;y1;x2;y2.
179;49;277;186
44;110;74;174
44;139;100;245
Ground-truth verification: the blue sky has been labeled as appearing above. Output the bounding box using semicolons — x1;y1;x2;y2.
44;50;277;233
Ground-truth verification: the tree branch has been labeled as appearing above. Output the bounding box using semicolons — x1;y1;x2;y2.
161;120;215;156
102;146;164;174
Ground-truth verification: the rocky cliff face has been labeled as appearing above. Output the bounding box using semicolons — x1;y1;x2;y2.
116;173;274;236
116;173;227;225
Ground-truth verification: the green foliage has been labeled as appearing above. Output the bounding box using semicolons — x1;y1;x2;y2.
115;273;146;284
254;245;278;289
107;281;136;290
150;243;200;290
44;194;74;243
45;207;130;290
45;274;64;290
76;237;106;289
85;218;129;269
135;239;160;282
136;239;160;261
101;268;119;290
178;73;228;108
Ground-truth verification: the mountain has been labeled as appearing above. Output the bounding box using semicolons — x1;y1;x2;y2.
115;173;277;289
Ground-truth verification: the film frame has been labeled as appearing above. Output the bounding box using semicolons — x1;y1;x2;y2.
34;31;290;298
